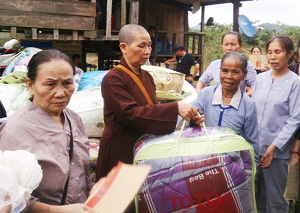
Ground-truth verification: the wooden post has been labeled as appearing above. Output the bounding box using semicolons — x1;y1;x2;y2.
54;29;59;40
233;0;240;32
10;27;17;38
106;0;112;39
73;30;78;40
32;28;37;39
121;0;126;27
129;0;139;24
199;5;205;75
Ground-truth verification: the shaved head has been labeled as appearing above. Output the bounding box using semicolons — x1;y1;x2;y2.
119;24;149;45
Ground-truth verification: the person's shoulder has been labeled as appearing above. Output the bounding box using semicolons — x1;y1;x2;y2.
211;59;221;65
200;85;216;96
240;93;256;112
102;66;127;83
287;71;300;84
256;70;271;79
64;108;81;120
1;103;32;130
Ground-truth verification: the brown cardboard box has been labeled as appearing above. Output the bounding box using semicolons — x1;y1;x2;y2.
249;54;269;70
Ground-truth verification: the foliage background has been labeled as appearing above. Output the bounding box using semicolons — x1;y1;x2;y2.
189;23;300;72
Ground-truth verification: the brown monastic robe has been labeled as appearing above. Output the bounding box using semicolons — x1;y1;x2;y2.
96;57;178;180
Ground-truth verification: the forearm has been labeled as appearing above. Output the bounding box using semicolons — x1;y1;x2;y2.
28;202;58;213
195;81;206;94
193;64;199;78
290;138;300;164
165;57;176;64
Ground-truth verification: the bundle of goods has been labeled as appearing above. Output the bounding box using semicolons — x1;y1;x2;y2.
0;39;20;76
0;150;42;213
68;86;104;138
134;126;256;213
141;65;185;101
2;47;41;76
0;84;29;117
78;70;109;91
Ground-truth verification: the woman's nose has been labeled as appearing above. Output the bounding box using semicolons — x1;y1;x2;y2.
54;86;66;97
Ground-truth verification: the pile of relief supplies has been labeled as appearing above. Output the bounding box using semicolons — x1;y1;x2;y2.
0;48;194;138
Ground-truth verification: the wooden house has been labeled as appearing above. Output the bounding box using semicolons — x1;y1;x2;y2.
0;0;253;71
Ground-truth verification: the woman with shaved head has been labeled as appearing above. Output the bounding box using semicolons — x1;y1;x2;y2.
96;24;203;188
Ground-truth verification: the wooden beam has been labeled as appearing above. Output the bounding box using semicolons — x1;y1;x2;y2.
0;31;85;41
0;10;95;31
0;0;96;17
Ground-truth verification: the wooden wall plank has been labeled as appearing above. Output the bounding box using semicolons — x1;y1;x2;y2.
0;0;96;17
0;10;95;31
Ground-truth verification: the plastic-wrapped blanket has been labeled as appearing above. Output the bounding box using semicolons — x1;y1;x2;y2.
67;86;104;137
134;127;256;213
0;150;42;213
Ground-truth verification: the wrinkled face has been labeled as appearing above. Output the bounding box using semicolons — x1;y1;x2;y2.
252;47;261;55
267;41;292;72
220;57;244;93
26;59;75;116
121;32;152;68
222;34;241;54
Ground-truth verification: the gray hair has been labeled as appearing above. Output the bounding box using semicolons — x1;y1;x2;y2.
221;52;248;76
119;24;149;45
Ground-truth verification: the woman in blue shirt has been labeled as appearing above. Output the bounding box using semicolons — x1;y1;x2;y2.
252;35;300;213
193;52;259;158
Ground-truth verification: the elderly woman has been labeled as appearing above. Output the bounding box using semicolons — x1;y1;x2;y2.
252;35;300;213
193;52;259;156
0;49;94;213
196;31;257;95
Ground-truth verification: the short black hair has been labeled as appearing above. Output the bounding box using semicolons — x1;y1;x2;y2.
173;44;184;52
28;49;75;82
72;53;81;61
149;26;156;31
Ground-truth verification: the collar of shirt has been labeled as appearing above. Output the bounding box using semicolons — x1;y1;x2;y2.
178;53;186;63
212;85;242;109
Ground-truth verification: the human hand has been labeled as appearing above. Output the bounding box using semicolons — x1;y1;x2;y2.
191;112;205;127
178;102;198;121
185;76;194;83
260;144;276;169
245;87;252;96
290;152;299;167
0;197;12;213
89;177;107;196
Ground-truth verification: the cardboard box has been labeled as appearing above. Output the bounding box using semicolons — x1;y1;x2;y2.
249;54;269;70
85;162;151;213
